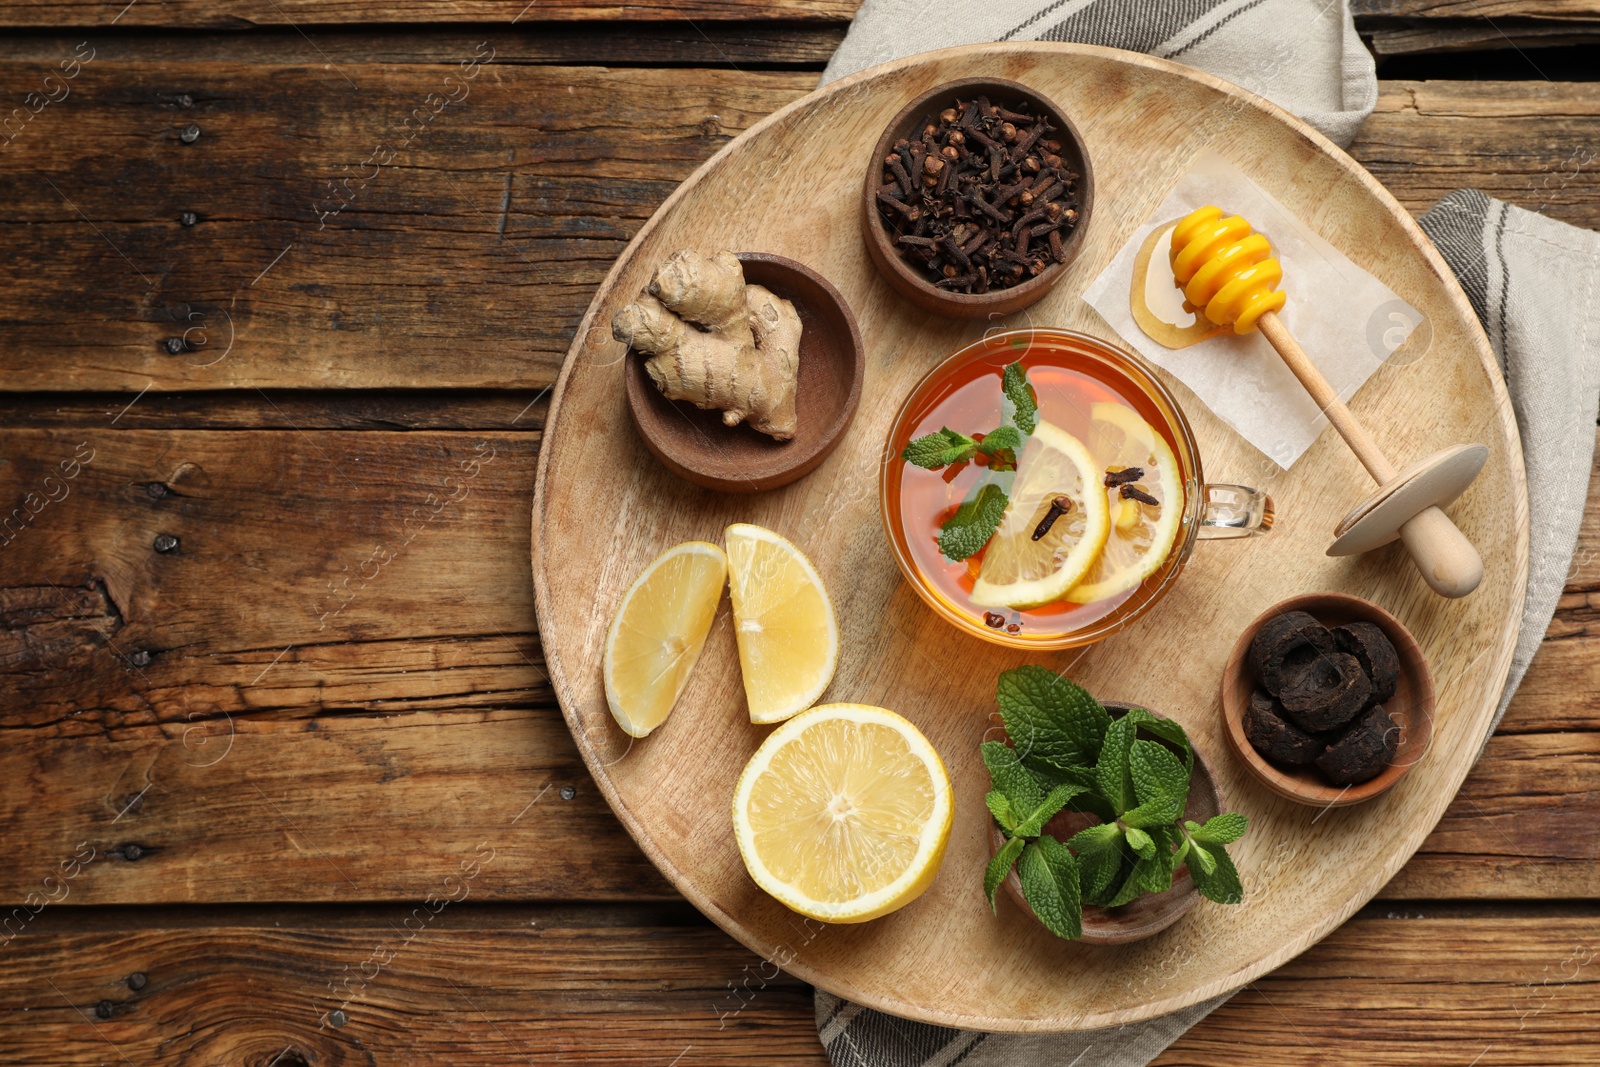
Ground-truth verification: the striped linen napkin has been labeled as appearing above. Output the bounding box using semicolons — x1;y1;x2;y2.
815;2;1600;1064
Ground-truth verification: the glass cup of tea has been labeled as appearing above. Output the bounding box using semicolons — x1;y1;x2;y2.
880;327;1272;649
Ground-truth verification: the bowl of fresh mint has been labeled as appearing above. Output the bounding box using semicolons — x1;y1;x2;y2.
981;667;1248;944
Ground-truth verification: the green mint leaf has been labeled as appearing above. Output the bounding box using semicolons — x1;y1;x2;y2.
1121;740;1189;827
1095;715;1137;816
1103;833;1178;908
1131;739;1189;806
1186;841;1244;904
974;425;1023;472
1104;855;1155;908
1119;708;1194;775
1187;812;1249;847
1066;823;1125;903
901;427;978;469
1142;825;1180;890
1012;782;1086;838
986;791;1019;834
1125;826;1155;861
984;834;1026;909
938;483;1008;562
1003;361;1038;435
1172;834;1192;871
976;424;1022;455
1018;836;1082;940
1064;822;1120;854
981;741;1045;815
996;666;1110;773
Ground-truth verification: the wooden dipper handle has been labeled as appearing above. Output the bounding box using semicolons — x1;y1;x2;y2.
1256;311;1483;598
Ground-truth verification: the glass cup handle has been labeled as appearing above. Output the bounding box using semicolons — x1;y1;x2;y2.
1196;483;1274;539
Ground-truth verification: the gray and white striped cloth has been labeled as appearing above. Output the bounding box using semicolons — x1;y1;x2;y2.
816;2;1600;1065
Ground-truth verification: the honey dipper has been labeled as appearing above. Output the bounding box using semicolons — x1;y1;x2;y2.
1170;206;1486;598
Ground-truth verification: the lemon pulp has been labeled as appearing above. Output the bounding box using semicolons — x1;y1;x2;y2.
725;523;839;724
970;421;1111;610
602;541;728;737
733;704;953;923
1068;402;1184;604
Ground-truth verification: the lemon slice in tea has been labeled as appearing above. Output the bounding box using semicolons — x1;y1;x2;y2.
733;703;953;923
1067;402;1184;605
603;541;728;738
970;421;1111;610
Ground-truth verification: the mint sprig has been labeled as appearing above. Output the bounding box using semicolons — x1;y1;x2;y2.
901;427;980;469
900;362;1037;562
982;668;1250;936
1018;836;1081;939
937;483;1009;562
1003;360;1038;435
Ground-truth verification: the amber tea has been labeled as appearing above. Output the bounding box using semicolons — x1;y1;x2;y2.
882;329;1269;649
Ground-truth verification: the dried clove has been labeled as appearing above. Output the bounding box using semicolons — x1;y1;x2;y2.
1031;496;1073;541
1104;466;1145;487
874;96;1081;295
1119;484;1160;506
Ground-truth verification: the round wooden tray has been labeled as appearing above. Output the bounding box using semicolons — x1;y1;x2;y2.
531;43;1528;1033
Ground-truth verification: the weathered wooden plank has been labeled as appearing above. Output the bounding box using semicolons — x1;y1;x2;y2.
1356;80;1600;231
0;707;678;903
3;71;1599;391
1355;0;1600;16
1;427;1596;903
0;906;1594;1064
0;62;814;392
0;25;847;66
1385;731;1600;899
1;0;1593;27
0;0;861;28
0;389;553;430
1365;17;1600;55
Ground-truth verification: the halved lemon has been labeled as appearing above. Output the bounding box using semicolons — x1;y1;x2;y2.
733;703;953;923
725;523;838;724
1067;402;1185;604
603;541;728;738
970;421;1111;610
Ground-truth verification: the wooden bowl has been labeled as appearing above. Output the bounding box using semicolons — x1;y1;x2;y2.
860;77;1094;319
986;703;1222;945
1221;593;1436;807
621;252;864;493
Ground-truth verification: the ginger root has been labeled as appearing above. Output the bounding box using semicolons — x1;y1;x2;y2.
611;249;801;440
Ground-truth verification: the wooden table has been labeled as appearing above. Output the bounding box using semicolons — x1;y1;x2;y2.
1;3;1596;1063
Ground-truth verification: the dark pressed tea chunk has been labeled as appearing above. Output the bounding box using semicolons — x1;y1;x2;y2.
1244;688;1326;766
1277;651;1371;732
1315;704;1400;785
1331;621;1400;705
1247;611;1334;696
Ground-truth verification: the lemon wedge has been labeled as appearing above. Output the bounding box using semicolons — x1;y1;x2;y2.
725;523;838;724
733;703;953;923
970;421;1111;610
603;541;728;738
1067;402;1184;604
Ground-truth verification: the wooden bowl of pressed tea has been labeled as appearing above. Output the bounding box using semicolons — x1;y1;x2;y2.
1221;593;1435;808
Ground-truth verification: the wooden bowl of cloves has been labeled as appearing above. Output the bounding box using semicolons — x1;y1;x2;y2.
860;77;1094;319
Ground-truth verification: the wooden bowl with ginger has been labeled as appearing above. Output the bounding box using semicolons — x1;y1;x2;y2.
617;251;865;493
